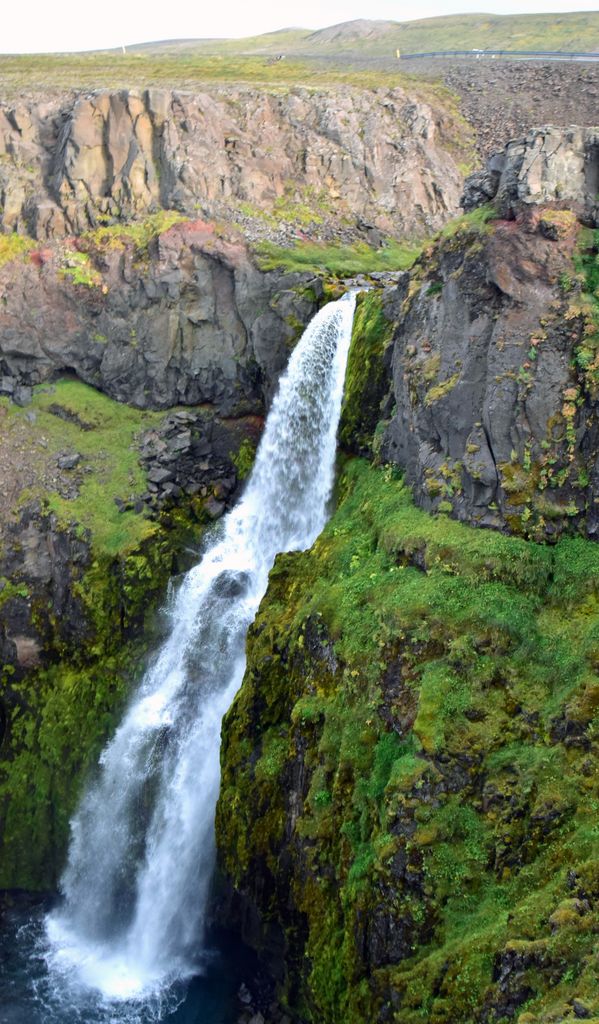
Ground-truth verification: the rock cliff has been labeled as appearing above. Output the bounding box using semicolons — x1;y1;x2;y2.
339;129;599;540
463;125;599;224
1;83;598;1024
0;86;464;244
0;217;323;411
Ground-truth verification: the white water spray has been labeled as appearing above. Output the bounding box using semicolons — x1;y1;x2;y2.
45;293;357;1005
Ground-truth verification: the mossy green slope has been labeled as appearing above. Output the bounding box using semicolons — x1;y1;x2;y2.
217;459;599;1023
0;529;183;890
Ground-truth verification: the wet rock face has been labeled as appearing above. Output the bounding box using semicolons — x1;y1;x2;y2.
462;125;599;225
0;87;463;242
0;223;322;412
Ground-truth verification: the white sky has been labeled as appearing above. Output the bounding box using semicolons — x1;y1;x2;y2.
1;1;598;54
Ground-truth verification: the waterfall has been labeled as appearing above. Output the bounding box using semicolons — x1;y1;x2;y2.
44;292;357;1007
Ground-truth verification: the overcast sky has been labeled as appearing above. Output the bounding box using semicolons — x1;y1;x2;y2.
2;1;598;54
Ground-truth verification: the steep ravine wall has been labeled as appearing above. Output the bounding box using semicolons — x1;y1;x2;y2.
216;459;599;1024
0;119;597;1022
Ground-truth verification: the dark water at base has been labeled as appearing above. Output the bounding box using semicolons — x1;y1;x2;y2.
0;898;255;1024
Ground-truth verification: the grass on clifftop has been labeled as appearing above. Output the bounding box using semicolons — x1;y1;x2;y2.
0;52;454;100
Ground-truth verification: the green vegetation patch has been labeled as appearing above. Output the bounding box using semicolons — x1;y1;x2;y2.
0;233;35;269
5;379;165;555
570;225;599;395
218;458;599;1024
254;238;422;277
437;202;496;241
83;210;187;259
0;651;137;889
339;290;394;453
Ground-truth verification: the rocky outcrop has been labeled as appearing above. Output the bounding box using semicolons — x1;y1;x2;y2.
0;86;464;243
462;125;599;224
339;197;599;540
0;220;322;412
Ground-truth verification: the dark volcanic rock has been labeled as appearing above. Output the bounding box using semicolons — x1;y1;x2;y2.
374;201;599;540
462;125;599;226
0;502;91;678
0;224;323;413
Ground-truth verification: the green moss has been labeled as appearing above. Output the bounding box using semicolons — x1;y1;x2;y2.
4;379;166;555
217;458;599;1024
83;210;186;258
424;371;459;406
254;238;422;277
339;290;394;453
0;579;30;610
58;249;103;287
271;183;333;227
231;437;257;481
0;653;134;889
571;226;599;394
437;203;496;241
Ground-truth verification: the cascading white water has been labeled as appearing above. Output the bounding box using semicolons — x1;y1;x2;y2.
44;292;357;1008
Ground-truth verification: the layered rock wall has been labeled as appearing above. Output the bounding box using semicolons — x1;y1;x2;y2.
0;86;464;242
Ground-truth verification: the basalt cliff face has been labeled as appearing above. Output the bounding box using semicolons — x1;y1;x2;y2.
214;129;599;1024
0;219;322;411
0;86;464;244
462;125;599;222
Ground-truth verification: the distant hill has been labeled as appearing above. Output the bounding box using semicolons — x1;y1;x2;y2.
123;12;599;57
